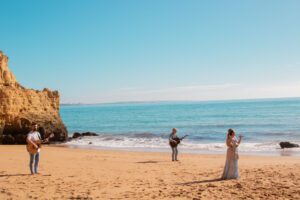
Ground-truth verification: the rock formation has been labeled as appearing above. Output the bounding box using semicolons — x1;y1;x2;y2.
279;142;300;149
72;132;98;139
0;50;68;144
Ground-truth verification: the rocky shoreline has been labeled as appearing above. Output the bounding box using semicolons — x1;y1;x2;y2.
71;132;98;139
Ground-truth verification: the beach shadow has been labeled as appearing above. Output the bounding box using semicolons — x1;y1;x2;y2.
136;160;162;164
177;178;222;185
0;173;30;178
0;173;51;178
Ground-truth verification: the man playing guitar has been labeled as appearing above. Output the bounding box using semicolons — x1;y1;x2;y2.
169;128;188;161
26;122;45;175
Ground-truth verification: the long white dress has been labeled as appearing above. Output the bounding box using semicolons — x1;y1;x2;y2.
221;137;239;180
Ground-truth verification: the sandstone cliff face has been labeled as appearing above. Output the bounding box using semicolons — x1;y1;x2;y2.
0;51;18;87
0;51;68;144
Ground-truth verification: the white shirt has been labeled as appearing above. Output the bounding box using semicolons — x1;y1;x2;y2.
27;131;41;141
27;131;41;153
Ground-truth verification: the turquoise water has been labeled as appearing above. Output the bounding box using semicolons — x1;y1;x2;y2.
60;98;300;154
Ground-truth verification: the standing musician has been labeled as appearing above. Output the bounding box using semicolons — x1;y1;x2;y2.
26;122;43;175
169;128;180;161
169;128;188;161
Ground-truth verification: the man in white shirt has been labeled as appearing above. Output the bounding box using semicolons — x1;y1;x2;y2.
26;122;42;175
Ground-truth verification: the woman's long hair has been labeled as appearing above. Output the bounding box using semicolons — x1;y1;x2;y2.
227;128;235;140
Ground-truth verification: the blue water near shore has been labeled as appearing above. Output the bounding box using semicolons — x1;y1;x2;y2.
60;98;300;155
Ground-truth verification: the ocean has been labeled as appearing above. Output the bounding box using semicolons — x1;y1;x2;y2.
60;98;300;155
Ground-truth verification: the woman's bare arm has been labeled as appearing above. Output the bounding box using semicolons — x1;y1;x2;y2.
237;135;243;144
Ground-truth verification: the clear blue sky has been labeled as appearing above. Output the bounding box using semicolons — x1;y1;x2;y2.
1;0;299;103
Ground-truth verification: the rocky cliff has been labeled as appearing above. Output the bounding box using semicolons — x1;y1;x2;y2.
0;51;68;144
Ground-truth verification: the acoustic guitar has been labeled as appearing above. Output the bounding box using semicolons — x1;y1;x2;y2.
169;134;188;147
27;133;54;154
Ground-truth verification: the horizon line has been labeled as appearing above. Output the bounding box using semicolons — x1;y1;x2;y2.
60;96;300;106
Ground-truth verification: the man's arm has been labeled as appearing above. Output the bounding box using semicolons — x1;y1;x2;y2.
26;136;38;149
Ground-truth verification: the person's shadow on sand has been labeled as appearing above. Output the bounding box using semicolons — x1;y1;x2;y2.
0;174;30;178
0;174;51;178
177;178;222;185
136;160;169;164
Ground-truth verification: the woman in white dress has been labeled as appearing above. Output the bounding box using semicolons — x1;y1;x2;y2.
221;128;242;180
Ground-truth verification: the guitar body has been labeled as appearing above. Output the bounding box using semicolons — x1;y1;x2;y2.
27;140;42;154
169;138;180;147
26;133;54;154
169;135;188;148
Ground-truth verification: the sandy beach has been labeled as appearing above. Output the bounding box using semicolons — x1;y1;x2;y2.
0;145;299;200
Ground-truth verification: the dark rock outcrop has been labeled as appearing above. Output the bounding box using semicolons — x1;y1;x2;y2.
72;132;82;139
72;132;98;139
0;50;68;144
279;142;300;149
82;132;98;137
15;134;27;144
1;134;15;144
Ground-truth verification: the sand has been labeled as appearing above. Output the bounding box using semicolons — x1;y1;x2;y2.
0;145;299;200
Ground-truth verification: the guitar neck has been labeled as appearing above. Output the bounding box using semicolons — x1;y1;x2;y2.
39;134;54;144
180;135;188;140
